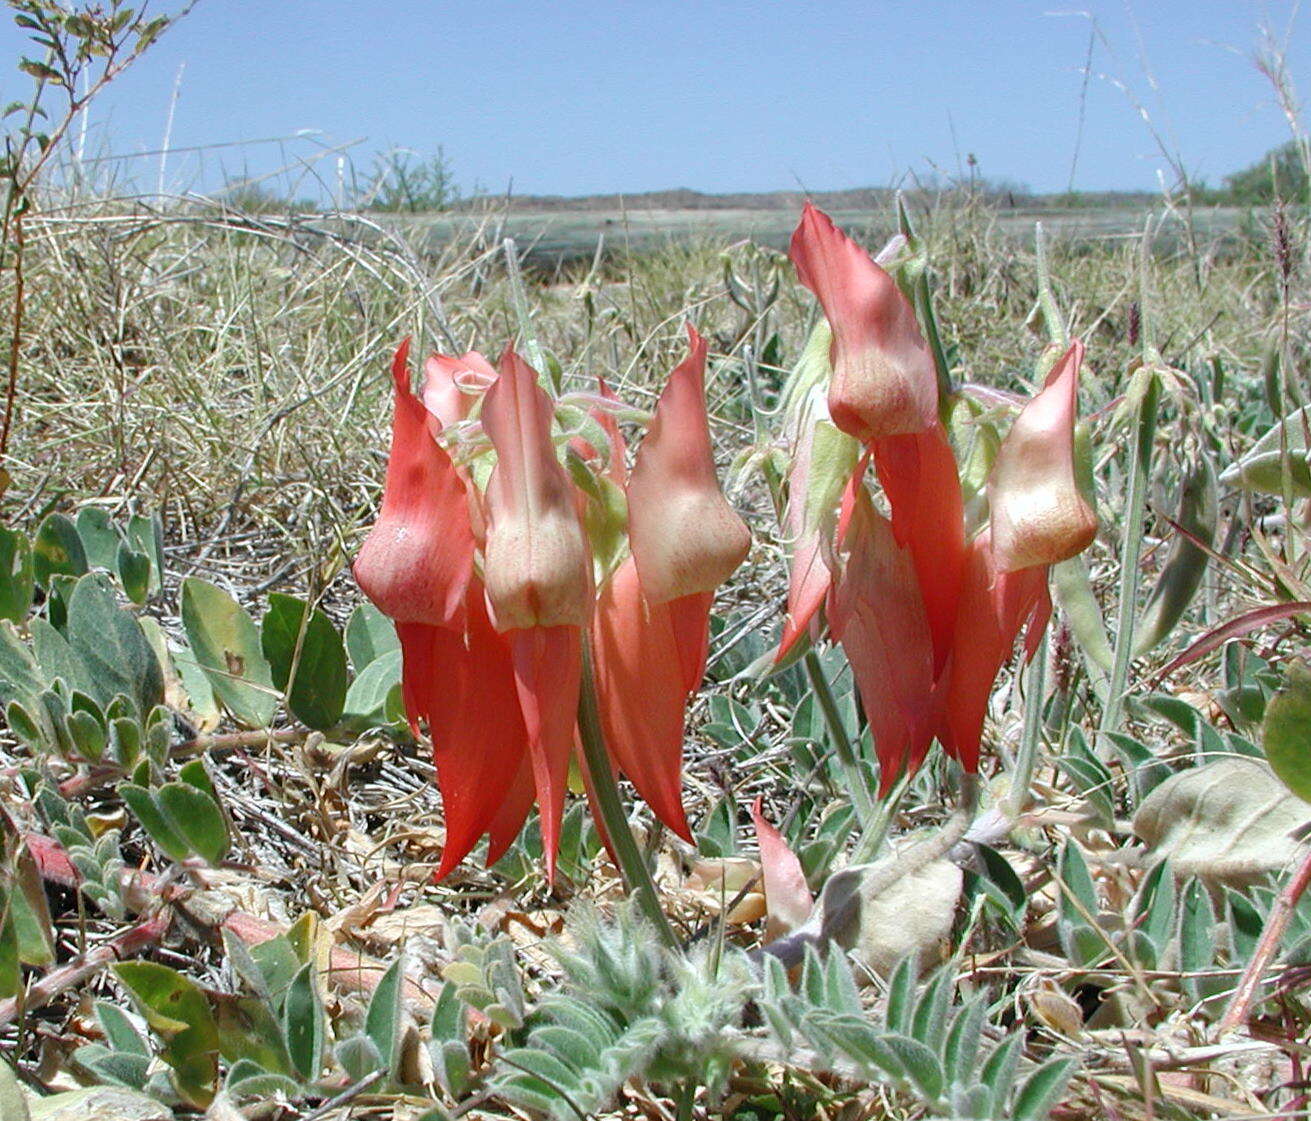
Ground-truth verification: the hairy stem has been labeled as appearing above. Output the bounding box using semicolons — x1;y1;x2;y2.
803;648;878;832
1100;370;1160;736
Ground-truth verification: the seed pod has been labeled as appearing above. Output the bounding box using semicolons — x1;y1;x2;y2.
1133;451;1218;657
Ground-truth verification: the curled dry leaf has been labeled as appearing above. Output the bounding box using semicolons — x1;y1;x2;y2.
1028;983;1085;1037
683;857;768;924
816;853;963;977
1133;757;1311;881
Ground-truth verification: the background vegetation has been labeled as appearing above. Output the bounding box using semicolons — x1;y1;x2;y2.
3;4;1311;1120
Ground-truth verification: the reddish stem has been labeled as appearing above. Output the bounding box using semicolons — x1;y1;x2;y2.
0;912;170;1028
1219;844;1311;1033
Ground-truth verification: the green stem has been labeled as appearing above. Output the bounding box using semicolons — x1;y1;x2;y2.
849;769;910;865
1100;371;1160;736
1007;631;1048;821
674;1080;696;1121
803;649;878;831
502;238;551;385
577;638;679;950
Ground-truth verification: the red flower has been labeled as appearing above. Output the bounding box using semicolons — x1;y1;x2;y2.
354;330;749;877
783;205;1095;785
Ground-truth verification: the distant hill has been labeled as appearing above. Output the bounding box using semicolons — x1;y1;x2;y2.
460;186;1161;214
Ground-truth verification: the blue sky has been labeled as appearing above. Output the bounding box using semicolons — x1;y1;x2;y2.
3;0;1307;199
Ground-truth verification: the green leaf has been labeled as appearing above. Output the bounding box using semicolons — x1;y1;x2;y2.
883;1033;944;1101
1264;658;1311;802
224;1059;301;1100
430;980;467;1045
75;507;123;571
6;699;47;750
181;577;276;728
1057;841;1098;922
116;544;151;605
250;935;302;1012
113;960;220;1108
260;593;348;729
126;513;164;594
0;889;21;999
345;602;400;671
0;528;33;623
95;999;150;1056
30;617;94;697
156;781;229;864
1226;889;1265;964
66;708;106;762
32;513;87;588
64;574;163;717
0;1061;31;1121
120;783;191;862
1179;877;1222;1007
1013;1056;1076;1121
942;996;986;1091
335;1034;383;1080
4;838;55;967
213;992;294;1076
1132;859;1176;969
342;646;402;725
910;966;952;1050
72;1042;151;1090
282;962;324;1081
0;621;42;707
365;955;407;1079
884;954;917;1035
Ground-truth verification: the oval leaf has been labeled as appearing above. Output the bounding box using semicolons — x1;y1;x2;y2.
156;781;230;864
1265;658;1311;804
260;593;348;729
0;528;33;623
181;577;276;728
65;573;164;718
32;513;87;589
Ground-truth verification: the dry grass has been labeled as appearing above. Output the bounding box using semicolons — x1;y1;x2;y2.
4;183;1311;1119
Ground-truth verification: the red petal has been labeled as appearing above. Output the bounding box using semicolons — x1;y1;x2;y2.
789;203;938;441
777;532;830;661
828;492;938;793
508;625;582;880
354;339;474;627
871;422;965;673
627;325;750;603
938;533;1050;771
751;797;814;940
393;594;537;881
591;557;694;841
484;752;535;869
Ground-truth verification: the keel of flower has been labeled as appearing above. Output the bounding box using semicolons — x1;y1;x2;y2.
481;348;592;630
